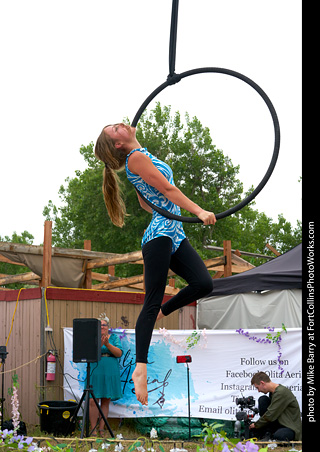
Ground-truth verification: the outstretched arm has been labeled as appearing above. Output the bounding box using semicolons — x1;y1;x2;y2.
128;152;216;225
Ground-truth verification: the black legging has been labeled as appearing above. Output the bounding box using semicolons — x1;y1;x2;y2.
135;236;213;363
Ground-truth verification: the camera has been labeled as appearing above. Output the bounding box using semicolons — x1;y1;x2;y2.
235;396;257;411
234;395;259;439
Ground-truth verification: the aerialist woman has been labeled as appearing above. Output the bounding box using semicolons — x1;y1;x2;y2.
95;122;216;405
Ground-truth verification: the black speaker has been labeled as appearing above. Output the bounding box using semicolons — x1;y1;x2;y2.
73;318;101;363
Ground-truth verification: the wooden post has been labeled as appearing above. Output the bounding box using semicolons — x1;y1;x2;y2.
266;243;281;256
223;240;232;278
40;221;52;287
84;240;92;289
108;265;115;277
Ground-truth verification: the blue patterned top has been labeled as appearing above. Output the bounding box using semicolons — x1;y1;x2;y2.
125;148;186;253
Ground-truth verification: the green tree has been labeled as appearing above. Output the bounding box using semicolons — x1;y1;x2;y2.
43;103;301;277
0;231;34;289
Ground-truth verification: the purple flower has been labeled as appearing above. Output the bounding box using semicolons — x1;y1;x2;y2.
1;429;13;438
13;434;23;441
245;441;259;452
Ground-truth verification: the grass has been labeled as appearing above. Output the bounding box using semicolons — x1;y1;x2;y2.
22;419;302;452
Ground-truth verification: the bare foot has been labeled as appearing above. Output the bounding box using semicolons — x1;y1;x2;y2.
156;309;164;322
132;363;148;405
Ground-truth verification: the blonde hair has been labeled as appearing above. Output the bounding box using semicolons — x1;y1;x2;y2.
95;127;128;227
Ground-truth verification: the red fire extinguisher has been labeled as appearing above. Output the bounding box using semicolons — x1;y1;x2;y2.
46;351;56;381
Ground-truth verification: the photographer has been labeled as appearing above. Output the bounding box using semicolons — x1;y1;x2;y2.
249;371;301;441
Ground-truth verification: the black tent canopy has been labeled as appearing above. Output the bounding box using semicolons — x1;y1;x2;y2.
206;243;302;297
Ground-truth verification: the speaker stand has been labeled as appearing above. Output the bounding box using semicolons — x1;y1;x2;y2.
186;362;191;440
0;346;8;431
68;362;114;439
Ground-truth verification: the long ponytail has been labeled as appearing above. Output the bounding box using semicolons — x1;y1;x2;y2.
95;128;128;227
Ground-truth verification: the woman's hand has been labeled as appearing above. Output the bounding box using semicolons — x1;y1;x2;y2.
101;334;109;346
102;334;123;358
197;209;216;225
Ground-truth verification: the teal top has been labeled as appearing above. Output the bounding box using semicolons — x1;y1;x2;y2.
125;148;186;253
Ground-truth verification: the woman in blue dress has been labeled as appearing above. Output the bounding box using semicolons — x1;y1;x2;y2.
95;123;216;406
89;315;123;436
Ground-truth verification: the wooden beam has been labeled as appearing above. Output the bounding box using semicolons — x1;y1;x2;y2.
40;221;52;288
210;264;254;274
213;271;224;279
204;245;275;260
223;240;232;277
0;255;26;266
126;282;179;295
93;274;144;290
83;240;92;289
0;272;41;286
87;250;143;269
0;242;44;256
203;256;226;268
0;241;128;260
231;253;255;269
266;243;281;256
91;272;111;282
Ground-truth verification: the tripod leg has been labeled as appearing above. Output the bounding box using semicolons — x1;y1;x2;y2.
81;390;90;439
90;390;114;438
66;390;86;437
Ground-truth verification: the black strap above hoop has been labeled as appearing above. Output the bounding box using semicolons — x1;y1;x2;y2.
130;0;280;223
169;0;179;78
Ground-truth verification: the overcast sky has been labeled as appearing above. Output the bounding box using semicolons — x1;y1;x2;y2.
0;0;302;246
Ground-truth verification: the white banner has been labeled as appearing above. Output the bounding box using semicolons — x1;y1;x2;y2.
63;328;301;421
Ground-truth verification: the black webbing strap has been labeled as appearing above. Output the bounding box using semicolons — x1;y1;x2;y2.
168;0;179;78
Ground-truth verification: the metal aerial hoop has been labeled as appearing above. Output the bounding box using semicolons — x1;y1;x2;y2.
131;0;280;223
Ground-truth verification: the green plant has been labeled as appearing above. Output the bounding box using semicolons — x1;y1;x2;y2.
128;428;165;452
0;428;34;451
186;332;202;350
194;421;270;452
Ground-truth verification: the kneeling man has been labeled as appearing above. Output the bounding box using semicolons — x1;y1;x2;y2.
249;371;301;441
